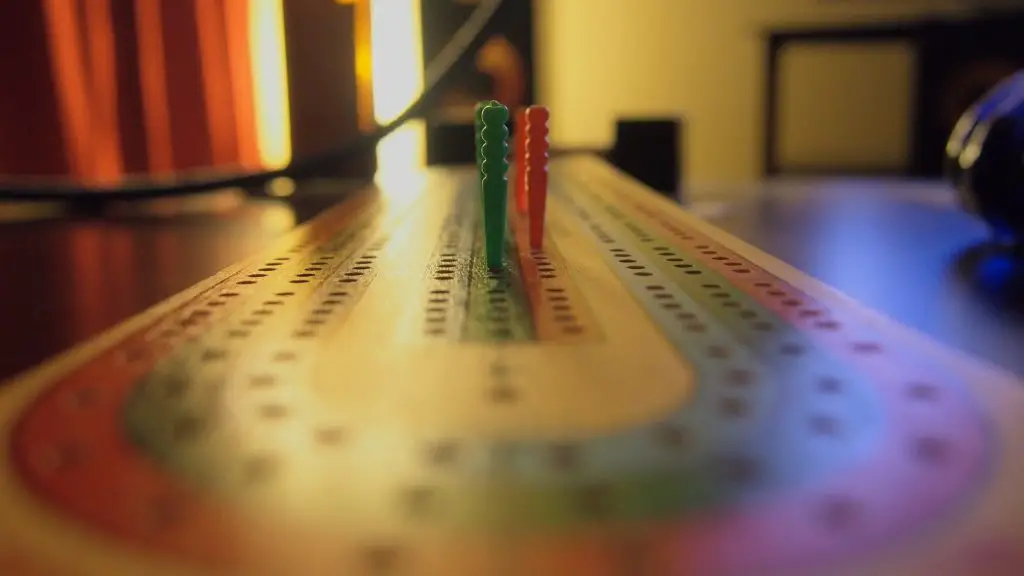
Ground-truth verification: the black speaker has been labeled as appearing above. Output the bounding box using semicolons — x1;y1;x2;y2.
608;118;683;200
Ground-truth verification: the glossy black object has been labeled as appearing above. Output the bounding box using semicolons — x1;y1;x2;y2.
607;118;683;198
945;70;1024;245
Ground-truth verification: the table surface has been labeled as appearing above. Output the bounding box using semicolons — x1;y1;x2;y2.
0;172;1020;383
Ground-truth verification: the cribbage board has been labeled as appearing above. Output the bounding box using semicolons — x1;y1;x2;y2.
1;156;1023;575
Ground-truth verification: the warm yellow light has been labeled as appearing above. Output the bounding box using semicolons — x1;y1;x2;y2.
370;0;426;178
249;0;293;169
266;176;297;197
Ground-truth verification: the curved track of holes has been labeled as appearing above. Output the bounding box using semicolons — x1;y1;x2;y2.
4;164;991;575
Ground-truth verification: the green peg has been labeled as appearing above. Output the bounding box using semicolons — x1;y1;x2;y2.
474;100;499;179
474;101;487;175
480;102;509;270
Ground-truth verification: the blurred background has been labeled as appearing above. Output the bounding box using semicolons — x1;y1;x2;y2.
3;0;1024;195
540;0;1024;186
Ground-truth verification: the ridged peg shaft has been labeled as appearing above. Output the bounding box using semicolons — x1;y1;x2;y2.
481;102;510;270
525;105;550;251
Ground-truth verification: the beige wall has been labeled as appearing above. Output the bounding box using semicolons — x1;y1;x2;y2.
534;0;972;187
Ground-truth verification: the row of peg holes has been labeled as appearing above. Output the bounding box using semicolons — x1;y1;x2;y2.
214;239;378;480
237;254;296;286
602;240;943;442
618;221;953;465
432;216;466;282
483;278;514;340
151;256;297;343
45;380;950;545
296;249;381;338
205;240;382;347
630;204;890;356
531;251;585;336
426;231;461;334
71;194;955;542
612;179;951;442
147;255;298;353
424;285;452;337
606;245;781;337
425;208;473;335
433;251;458;282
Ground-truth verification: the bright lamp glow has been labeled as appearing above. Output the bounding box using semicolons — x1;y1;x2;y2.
370;0;426;178
249;0;293;169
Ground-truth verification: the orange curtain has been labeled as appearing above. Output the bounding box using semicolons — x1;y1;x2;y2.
0;0;259;183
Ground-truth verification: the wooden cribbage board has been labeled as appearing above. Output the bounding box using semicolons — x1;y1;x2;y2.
1;156;1023;576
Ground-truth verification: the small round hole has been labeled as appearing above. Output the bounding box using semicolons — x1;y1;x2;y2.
818;377;841;394
809;415;839;436
490;382;517;403
728;369;753;386
655;424;690;448
913;437;950;464
853;342;881;354
780;342;803;356
907;382;938;401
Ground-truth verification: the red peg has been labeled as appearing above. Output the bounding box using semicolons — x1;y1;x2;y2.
525;105;549;251
514;107;528;214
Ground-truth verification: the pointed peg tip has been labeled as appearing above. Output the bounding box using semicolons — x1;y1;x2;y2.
525;105;550;123
481;103;509;125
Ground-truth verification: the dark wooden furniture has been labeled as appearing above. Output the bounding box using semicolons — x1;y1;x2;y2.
764;13;1024;177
